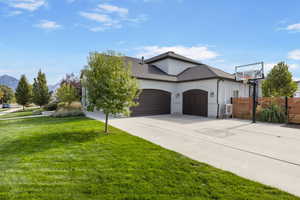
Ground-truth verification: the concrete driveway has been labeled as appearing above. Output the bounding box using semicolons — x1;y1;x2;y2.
86;112;300;197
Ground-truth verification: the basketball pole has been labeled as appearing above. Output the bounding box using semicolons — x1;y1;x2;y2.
236;61;264;124
251;80;257;123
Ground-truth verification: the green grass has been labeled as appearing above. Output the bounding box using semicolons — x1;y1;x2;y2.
0;108;40;119
0;117;298;200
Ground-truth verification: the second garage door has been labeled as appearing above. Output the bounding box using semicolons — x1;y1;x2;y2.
183;89;208;117
131;89;171;117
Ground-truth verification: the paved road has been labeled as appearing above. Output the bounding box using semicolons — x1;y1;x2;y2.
86;112;300;197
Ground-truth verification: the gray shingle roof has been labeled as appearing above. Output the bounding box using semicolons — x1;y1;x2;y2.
145;51;202;65
124;55;235;82
124;57;177;82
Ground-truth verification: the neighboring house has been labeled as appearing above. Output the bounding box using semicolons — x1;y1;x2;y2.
295;81;300;97
83;51;251;118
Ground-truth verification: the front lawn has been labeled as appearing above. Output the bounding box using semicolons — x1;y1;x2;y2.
0;117;298;200
0;108;41;119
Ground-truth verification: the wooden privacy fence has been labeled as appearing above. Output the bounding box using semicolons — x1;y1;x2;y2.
232;97;300;124
288;98;300;124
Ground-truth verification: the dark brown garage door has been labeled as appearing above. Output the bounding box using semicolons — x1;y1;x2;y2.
183;89;208;117
131;89;171;117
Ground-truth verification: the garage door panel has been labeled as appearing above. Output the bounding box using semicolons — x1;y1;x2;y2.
131;89;171;116
183;89;208;117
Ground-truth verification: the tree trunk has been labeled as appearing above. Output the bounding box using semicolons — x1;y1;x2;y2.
105;113;109;134
23;105;25;111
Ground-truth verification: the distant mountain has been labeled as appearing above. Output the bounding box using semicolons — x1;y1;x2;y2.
0;75;19;90
48;82;60;92
0;74;61;92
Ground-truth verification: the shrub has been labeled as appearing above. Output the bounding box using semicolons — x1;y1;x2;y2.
258;104;286;123
58;101;82;110
51;101;84;118
44;101;58;111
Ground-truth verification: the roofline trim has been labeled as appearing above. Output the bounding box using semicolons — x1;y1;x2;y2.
135;76;237;83
145;54;202;65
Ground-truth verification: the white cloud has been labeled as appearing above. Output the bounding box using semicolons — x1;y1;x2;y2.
79;11;122;30
89;26;107;32
125;14;148;23
0;69;18;73
264;63;276;74
143;0;182;2
35;20;61;30
7;10;23;16
294;77;300;81
136;45;219;60
290;63;299;69
80;3;147;32
286;23;300;32
10;0;46;11
97;4;128;17
79;12;112;23
264;62;299;75
89;23;122;32
288;49;300;60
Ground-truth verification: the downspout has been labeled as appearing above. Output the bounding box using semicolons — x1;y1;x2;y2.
216;79;224;119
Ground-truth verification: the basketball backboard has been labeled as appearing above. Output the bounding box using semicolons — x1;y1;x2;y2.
235;62;264;82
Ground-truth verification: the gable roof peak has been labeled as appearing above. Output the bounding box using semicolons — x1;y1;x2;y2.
145;51;202;65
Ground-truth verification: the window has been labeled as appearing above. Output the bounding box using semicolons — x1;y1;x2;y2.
233;90;239;98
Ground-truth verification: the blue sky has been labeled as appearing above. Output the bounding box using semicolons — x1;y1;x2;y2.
0;0;300;84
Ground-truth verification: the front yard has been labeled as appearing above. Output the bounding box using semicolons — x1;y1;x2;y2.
0;108;9;112
0;116;298;200
0;108;41;119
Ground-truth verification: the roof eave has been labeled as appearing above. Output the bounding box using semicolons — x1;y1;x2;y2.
134;76;237;83
145;55;201;65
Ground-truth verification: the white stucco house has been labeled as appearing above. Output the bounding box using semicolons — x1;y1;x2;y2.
83;51;252;118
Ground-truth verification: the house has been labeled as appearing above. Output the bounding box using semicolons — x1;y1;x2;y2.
295;81;300;97
83;51;251;118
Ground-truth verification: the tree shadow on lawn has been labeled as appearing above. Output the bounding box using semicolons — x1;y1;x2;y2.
0;116;88;126
0;125;101;160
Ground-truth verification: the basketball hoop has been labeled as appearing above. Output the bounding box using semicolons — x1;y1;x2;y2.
235;62;265;124
235;62;264;82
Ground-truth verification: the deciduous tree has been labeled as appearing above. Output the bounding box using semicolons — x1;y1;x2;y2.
56;83;78;106
60;73;81;100
262;62;298;97
0;85;14;104
0;90;3;102
82;51;140;133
